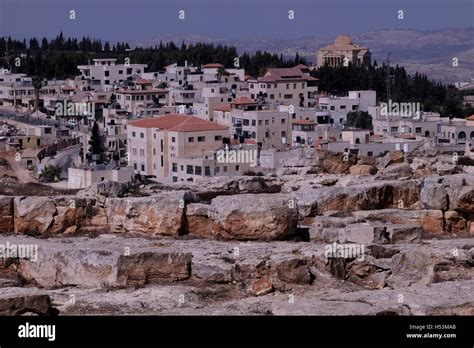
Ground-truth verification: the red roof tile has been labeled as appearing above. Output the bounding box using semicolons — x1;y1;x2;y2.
117;88;168;94
258;66;318;83
215;104;231;112
231;96;257;105
134;79;153;84
203;63;224;69
129;114;228;133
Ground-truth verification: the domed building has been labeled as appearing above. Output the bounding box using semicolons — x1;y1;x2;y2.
316;35;371;68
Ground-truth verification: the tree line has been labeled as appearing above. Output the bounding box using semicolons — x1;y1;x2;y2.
311;62;472;118
0;33;306;79
1;33;471;117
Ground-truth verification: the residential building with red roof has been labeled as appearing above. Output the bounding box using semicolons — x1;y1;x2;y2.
127;114;253;182
248;65;319;108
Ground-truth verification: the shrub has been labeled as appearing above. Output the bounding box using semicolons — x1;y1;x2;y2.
457;156;474;166
39;165;62;182
243;170;264;176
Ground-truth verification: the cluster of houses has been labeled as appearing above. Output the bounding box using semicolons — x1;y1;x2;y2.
1;36;473;188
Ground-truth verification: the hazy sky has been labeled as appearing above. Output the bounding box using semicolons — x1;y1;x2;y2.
1;0;473;42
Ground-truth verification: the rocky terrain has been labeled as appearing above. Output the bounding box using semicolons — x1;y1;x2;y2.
0;150;473;315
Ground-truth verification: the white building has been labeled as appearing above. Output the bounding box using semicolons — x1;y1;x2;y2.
77;59;147;91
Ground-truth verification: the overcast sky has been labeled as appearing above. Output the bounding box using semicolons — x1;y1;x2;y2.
1;0;473;42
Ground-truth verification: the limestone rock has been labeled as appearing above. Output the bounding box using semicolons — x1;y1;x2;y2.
0;196;13;234
420;180;448;210
13;197;56;236
106;191;191;236
117;252;192;286
349;164;378;175
187;193;298;241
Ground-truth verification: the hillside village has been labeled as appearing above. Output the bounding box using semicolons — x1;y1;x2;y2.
0;36;473;316
0;36;473;189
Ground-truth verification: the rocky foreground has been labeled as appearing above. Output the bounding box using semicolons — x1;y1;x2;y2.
0;150;473;315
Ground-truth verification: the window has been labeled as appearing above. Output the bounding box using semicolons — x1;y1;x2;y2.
197;136;205;142
139;149;145;156
293;83;297;89
236;165;240;171
415;127;422;134
141;164;145;171
172;137;176;143
215;135;222;141
186;165;194;174
188;137;194;142
284;94;293;99
265;120;269;125
215;166;220;174
180;165;184;171
390;127;399;133
340;105;346;110
258;120;263;126
132;131;136;137
243;119;250;126
286;84;289;89
330;106;335;111
195;166;202;175
153;148;156;155
251;120;256;126
105;71;109;77
132;148;137;155
140;132;144;138
172;163;178;172
281;118;286;124
223;166;228;173
160;139;163;152
172;177;178;183
204;166;211;176
133;163;137;170
161;155;164;167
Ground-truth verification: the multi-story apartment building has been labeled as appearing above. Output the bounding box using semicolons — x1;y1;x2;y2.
116;88;169;115
77;59;147;91
248;65;319;108
291;120;342;147
127;114;251;183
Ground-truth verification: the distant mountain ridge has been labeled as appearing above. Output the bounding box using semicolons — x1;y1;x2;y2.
134;28;474;83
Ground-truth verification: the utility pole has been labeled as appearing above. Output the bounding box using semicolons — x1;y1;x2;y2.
386;53;391;104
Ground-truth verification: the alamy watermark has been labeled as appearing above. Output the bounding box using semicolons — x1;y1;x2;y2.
0;242;38;262
55;100;95;119
325;242;365;261
216;146;258;167
380;99;421;117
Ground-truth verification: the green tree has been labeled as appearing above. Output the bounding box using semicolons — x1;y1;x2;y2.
346;111;372;129
88;122;103;163
32;76;43;111
39;165;61;182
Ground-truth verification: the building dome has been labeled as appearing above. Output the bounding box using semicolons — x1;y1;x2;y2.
335;35;353;45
